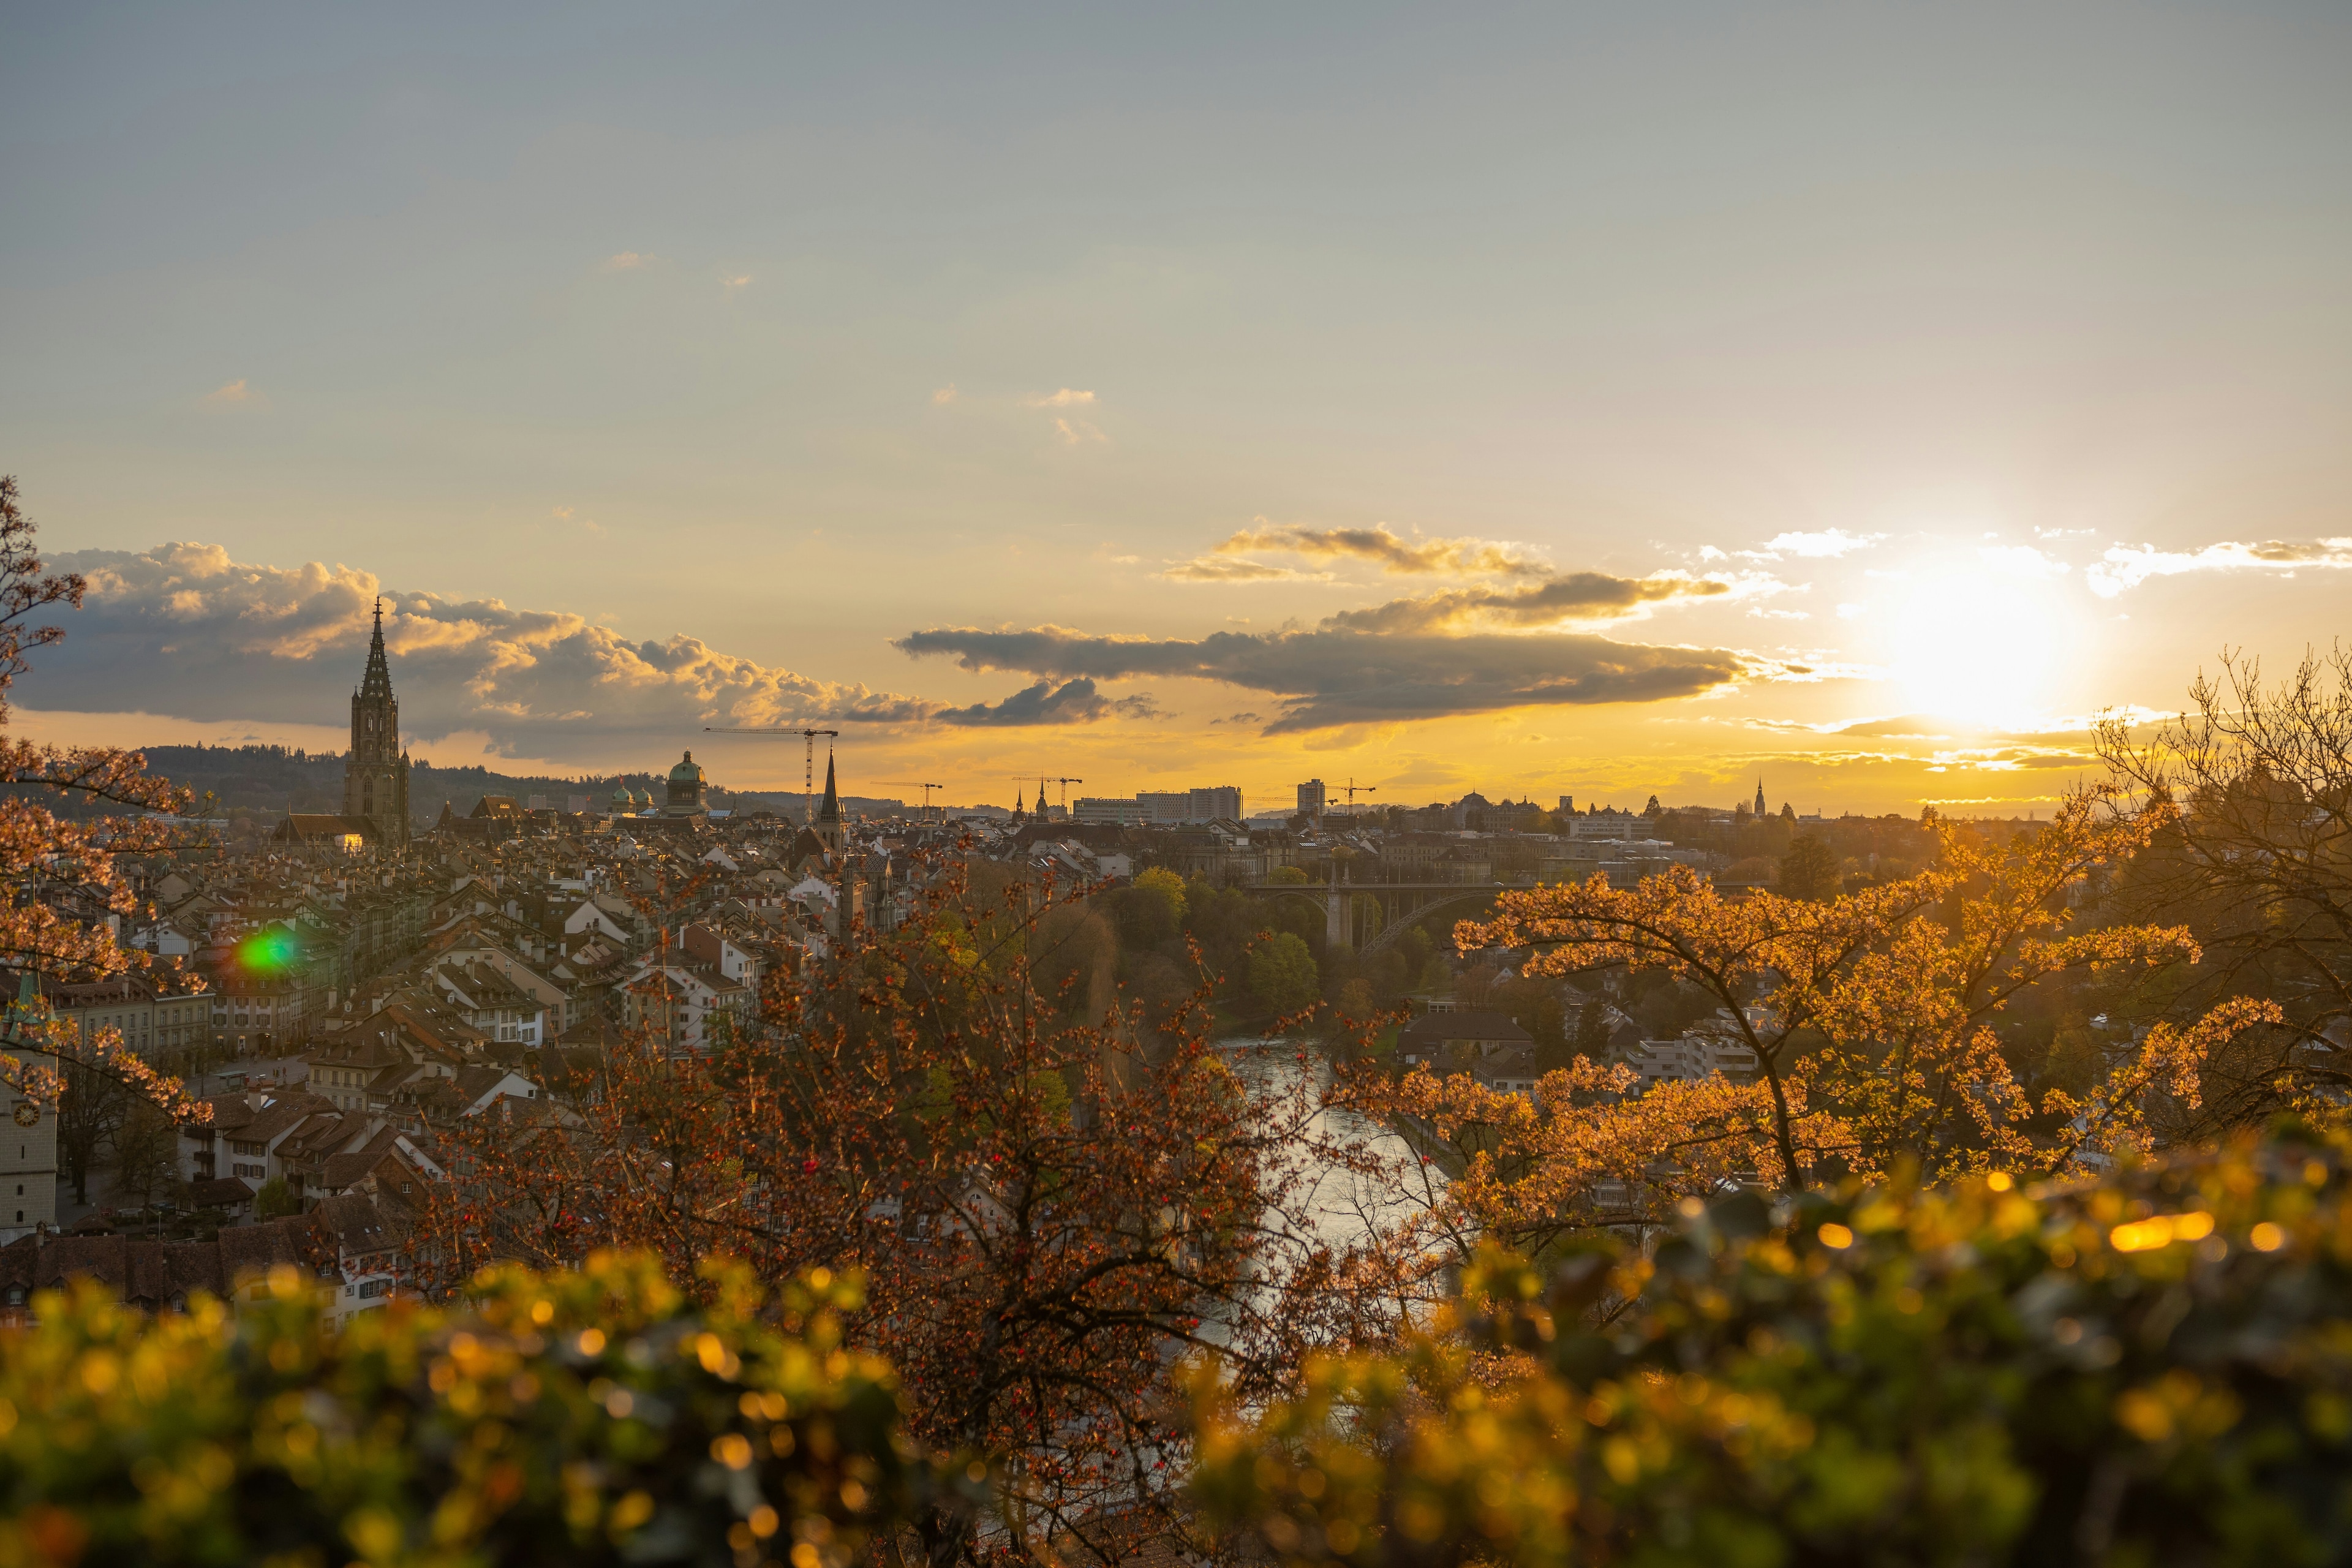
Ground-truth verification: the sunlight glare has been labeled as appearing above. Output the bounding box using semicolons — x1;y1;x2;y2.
1875;548;2077;728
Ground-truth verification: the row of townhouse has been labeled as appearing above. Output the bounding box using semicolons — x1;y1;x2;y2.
301;1000;545;1131
1;1186;423;1328
29;973;214;1066
618;923;767;1053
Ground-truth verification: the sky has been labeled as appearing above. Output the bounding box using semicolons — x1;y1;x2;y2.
4;2;2348;816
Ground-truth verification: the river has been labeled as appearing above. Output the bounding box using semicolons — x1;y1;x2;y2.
1216;1033;1442;1261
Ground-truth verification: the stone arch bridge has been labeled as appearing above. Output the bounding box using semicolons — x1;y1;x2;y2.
1260;876;1541;956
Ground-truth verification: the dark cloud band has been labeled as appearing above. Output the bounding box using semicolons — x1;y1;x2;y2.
895;624;1748;733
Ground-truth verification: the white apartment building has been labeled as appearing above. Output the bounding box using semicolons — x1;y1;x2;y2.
1619;1031;1761;1092
1074;785;1244;826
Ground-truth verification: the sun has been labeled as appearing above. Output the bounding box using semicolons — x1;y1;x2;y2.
1873;548;2079;729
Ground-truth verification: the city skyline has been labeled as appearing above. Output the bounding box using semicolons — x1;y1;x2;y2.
7;4;2349;813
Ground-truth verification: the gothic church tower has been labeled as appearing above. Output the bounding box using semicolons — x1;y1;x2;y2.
344;598;411;844
813;751;844;853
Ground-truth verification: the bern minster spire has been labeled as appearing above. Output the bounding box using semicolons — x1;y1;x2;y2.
345;595;410;846
360;594;394;701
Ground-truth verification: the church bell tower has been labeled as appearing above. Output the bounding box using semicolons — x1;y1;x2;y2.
345;597;411;845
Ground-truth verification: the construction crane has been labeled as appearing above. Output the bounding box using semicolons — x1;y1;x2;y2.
1335;777;1378;813
880;782;944;823
1006;775;1082;818
703;725;838;826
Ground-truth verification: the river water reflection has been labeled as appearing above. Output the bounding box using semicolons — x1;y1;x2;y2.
1218;1035;1442;1261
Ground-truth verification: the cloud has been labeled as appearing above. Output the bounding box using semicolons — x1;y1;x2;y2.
203;380;259;407
1053;417;1107;445
603;252;650;271
24;543;968;768
1158;558;1335;584
1324;571;1736;634
1027;388;1096;407
932;384;959;405
1744;529;1885;560
895;622;1755;734
721;272;752;292
932;677;1161;727
2086;538;2352;597
1923;746;2097;772
1210;522;1550;579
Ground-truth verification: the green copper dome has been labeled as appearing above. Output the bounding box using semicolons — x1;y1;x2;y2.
669;750;705;784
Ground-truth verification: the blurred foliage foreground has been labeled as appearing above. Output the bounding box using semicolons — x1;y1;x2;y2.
14;1127;2352;1568
1192;1120;2352;1568
0;1254;919;1568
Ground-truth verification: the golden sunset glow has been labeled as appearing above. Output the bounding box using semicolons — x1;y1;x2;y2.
5;7;2348;815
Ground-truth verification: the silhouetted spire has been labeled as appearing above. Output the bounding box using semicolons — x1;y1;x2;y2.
817;751;841;824
1753;777;1767;816
360;595;394;701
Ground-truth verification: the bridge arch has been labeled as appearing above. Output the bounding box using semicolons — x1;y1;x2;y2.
1357;890;1504;959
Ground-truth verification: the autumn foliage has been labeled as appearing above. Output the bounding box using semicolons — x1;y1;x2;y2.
426;867;1409;1567
1192;1120;2352;1568
1331;796;2288;1275
0;475;204;1121
0;1251;910;1568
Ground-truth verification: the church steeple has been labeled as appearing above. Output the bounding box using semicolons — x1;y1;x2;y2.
345;596;410;846
813;750;843;851
1753;777;1768;817
360;595;393;702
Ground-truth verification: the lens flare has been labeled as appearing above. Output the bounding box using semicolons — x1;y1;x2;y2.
236;929;295;972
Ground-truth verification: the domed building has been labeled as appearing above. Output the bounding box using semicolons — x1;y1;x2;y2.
601;755;712;831
666;751;706;816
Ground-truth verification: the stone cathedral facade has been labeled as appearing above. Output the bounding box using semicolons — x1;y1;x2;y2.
344;599;412;843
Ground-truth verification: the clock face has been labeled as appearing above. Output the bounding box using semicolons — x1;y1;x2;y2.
12;1102;37;1126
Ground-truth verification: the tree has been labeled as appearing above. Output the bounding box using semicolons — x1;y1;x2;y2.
1131;866;1187;924
2097;645;2352;1116
113;1098;183;1210
254;1177;298;1219
0;476;205;1128
1248;932;1321;1015
1571;992;1610;1057
426;866;1402;1568
0;1253;916;1567
1193;1122;2352;1568
53;1040;128;1205
1777;832;1841;901
1439;794;2281;1200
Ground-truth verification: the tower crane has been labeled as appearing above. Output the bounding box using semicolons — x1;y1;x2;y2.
703;725;838;826
1007;775;1084;818
1336;777;1378;814
880;782;944;823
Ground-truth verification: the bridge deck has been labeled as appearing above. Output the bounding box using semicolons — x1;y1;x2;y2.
1271;880;1537;893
